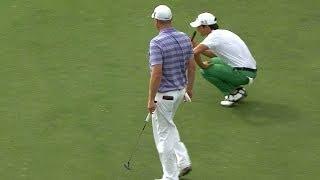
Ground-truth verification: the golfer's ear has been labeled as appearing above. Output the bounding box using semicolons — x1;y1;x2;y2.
194;44;209;55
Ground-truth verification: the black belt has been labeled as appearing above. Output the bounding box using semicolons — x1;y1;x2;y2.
162;96;174;100
233;67;257;72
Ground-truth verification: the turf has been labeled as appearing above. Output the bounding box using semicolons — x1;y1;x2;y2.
0;0;319;179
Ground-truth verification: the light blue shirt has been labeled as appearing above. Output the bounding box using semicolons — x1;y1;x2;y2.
149;28;193;93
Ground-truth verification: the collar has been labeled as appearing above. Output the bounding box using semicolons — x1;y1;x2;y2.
159;27;176;34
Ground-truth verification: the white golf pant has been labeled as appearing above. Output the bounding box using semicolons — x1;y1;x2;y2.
152;89;191;180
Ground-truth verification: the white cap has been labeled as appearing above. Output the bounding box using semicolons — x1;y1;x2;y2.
190;12;217;27
151;5;172;21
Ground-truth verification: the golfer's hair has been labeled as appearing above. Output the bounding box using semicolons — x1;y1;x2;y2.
201;24;219;30
209;23;219;30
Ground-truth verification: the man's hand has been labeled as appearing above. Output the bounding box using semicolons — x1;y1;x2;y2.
186;89;193;99
147;100;156;113
202;60;213;69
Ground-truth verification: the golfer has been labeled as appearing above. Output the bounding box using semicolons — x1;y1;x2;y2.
190;12;257;106
148;5;195;180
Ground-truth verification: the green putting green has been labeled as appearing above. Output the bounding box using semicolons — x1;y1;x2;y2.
0;0;319;179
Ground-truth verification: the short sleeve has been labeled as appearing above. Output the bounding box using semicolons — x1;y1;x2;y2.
200;32;217;49
149;40;163;66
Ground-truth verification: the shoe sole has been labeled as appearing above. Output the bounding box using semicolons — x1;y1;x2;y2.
221;103;235;107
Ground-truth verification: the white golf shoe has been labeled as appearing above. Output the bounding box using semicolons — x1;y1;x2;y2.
220;93;244;107
236;87;247;100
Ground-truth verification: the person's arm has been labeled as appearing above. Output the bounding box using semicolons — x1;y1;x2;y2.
194;53;208;69
148;39;163;113
148;64;162;113
194;44;209;56
202;50;216;58
186;58;196;98
192;41;216;58
193;44;211;69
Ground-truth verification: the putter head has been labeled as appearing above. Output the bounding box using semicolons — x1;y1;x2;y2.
123;162;131;170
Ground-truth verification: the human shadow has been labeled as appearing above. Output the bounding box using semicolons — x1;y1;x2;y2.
229;100;301;126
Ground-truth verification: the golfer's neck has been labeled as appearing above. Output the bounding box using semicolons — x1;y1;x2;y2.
158;24;172;31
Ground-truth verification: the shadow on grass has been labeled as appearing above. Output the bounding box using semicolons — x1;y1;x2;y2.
230;100;301;126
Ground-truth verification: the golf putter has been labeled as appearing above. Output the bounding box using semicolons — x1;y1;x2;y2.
184;93;192;102
123;113;151;170
145;113;151;122
191;31;197;41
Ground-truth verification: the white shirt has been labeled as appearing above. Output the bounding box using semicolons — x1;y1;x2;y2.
200;29;257;69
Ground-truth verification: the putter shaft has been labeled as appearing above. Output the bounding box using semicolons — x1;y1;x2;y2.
123;114;150;170
191;31;197;41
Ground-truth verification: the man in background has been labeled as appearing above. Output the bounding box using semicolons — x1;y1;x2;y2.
147;5;195;180
190;12;257;106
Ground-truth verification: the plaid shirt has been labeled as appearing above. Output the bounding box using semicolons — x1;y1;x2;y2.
149;28;193;93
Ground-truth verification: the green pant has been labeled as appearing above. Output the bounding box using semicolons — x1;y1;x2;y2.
200;57;257;96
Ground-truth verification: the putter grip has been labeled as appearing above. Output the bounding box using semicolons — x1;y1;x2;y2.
191;31;197;41
145;113;151;122
184;93;192;102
